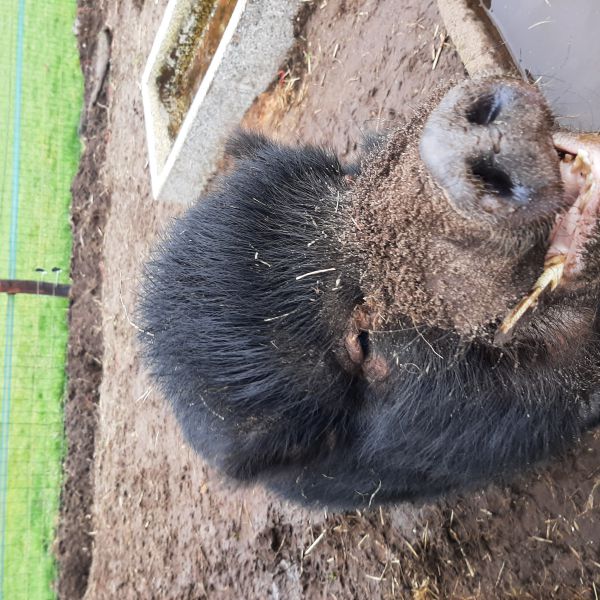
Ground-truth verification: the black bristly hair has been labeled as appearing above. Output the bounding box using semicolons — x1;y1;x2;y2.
139;130;600;509
140;131;363;482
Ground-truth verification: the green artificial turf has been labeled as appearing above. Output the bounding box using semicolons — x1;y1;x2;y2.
0;1;82;598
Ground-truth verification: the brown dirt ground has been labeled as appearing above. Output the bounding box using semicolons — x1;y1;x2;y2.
56;2;111;598
61;0;600;598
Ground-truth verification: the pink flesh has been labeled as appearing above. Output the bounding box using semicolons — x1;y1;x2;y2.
547;133;600;279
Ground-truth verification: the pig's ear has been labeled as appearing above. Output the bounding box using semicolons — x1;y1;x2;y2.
224;129;274;161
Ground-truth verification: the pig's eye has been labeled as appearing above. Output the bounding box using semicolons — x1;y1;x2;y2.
357;330;370;356
471;158;514;197
466;93;502;125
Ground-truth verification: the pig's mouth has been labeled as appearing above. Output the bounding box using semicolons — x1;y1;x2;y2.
551;132;600;279
498;133;600;336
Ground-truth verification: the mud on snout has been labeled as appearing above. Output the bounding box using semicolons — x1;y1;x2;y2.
416;78;600;341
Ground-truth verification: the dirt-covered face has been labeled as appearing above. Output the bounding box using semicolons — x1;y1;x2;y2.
350;77;600;349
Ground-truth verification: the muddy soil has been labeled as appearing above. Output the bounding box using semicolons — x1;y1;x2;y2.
56;2;111;598
62;0;599;598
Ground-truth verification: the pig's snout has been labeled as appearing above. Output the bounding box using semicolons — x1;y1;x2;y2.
420;78;564;227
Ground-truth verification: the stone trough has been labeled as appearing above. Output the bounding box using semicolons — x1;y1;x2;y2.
142;0;300;203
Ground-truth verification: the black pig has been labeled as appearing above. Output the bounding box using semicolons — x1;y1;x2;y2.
139;78;600;508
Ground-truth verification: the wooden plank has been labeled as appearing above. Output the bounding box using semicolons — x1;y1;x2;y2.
437;0;519;78
0;279;70;297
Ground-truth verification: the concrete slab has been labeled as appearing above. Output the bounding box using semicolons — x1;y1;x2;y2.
142;0;301;203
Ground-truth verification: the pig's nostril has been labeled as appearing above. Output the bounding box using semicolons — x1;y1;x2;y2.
466;93;502;126
471;159;514;198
